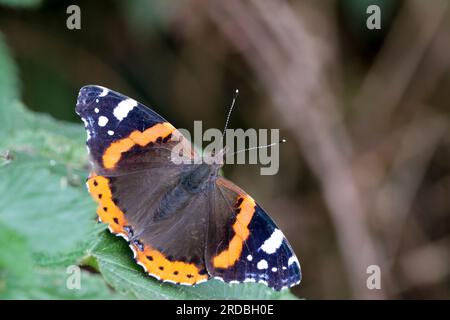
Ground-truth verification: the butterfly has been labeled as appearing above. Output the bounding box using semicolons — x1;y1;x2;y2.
76;85;301;291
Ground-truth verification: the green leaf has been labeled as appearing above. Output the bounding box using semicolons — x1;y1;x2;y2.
22;267;126;300
0;222;34;298
0;153;95;261
0;101;87;168
0;219;121;299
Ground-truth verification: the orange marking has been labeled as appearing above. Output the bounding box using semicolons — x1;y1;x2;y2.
87;173;209;285
133;244;209;285
87;173;128;235
102;122;175;169
212;195;256;269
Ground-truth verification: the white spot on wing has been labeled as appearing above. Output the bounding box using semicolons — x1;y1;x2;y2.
260;229;284;254
288;256;300;267
94;107;99;113
99;87;109;97
113;98;137;121
247;255;253;261
98;116;109;127
107;130;114;136
271;267;278;272
257;259;268;270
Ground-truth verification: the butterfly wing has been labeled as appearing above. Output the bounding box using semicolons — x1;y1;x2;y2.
76;85;195;176
205;177;301;291
77;85;209;285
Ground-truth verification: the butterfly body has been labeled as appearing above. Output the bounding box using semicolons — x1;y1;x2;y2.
76;85;301;290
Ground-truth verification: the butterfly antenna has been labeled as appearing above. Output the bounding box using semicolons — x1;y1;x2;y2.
222;89;239;139
227;139;287;156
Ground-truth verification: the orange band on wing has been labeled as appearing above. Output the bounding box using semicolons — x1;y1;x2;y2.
102;122;175;169
212;195;256;269
132;243;209;285
87;173;128;235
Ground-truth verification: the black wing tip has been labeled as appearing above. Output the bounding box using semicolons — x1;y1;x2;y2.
76;85;104;114
75;85;120;116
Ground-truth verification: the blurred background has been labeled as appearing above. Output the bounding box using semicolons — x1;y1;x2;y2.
0;0;449;299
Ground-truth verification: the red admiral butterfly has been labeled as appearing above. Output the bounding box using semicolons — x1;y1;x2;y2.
76;85;301;291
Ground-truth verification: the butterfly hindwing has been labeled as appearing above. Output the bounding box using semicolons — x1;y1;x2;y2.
206;177;301;290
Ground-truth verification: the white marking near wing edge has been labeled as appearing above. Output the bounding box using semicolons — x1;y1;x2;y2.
257;259;268;270
244;278;256;283
260;229;284;254
129;244;137;259
258;280;268;286
288;256;300;267
98;87;109;97
137;261;148;272
116;233;129;241
113;98;137;121
195;278;208;285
